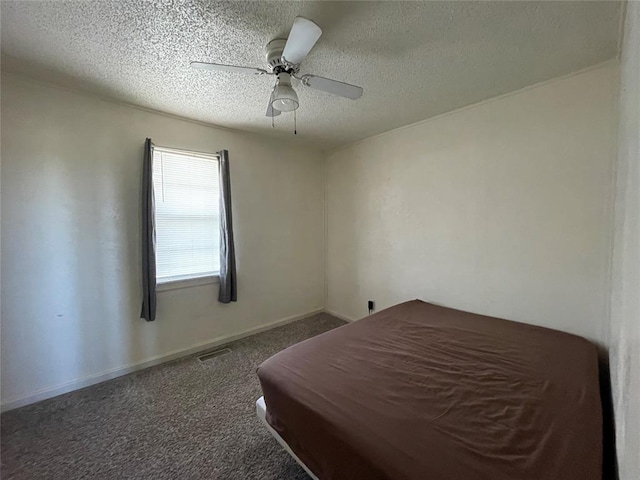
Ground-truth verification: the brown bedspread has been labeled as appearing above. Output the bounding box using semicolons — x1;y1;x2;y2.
257;300;602;480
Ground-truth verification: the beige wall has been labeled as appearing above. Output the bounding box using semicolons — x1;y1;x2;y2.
609;2;640;478
326;63;619;345
0;74;325;408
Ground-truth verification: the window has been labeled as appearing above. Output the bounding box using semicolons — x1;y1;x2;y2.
152;147;220;284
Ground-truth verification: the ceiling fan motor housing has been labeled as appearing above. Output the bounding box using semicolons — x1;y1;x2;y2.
265;38;289;72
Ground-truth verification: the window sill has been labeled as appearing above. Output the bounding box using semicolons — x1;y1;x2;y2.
157;275;220;292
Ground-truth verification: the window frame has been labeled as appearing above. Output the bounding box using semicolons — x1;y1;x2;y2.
152;145;221;290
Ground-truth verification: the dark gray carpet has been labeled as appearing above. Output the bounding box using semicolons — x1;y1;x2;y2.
1;313;345;479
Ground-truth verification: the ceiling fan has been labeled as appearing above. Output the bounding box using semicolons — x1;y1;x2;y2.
191;16;364;119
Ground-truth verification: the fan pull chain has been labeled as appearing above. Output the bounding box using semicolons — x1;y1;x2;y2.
294;108;297;135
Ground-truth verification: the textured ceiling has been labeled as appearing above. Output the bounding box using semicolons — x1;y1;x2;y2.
1;1;622;149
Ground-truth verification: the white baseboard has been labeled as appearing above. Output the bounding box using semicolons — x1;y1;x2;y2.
324;309;359;323
1;308;324;412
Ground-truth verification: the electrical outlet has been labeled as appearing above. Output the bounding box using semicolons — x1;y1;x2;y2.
368;300;375;313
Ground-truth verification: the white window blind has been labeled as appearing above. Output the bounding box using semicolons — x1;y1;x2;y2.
152;147;220;283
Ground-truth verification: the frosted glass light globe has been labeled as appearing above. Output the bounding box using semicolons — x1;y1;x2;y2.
271;85;299;112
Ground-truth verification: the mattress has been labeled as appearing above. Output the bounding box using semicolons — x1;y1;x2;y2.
256;300;602;480
256;396;319;480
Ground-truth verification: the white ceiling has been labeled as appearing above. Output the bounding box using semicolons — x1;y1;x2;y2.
1;1;622;150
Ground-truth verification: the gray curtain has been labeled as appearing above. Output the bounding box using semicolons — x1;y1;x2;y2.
141;138;157;321
218;149;237;303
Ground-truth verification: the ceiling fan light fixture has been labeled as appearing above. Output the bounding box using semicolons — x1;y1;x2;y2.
271;85;299;112
271;72;299;112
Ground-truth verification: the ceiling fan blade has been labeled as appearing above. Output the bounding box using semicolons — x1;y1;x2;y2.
266;100;281;117
282;17;322;66
190;62;268;75
301;75;363;100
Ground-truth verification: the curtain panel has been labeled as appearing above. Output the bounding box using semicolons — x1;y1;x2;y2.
140;138;157;321
218;149;237;303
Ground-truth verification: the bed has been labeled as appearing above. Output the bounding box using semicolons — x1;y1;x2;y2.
256;300;602;480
